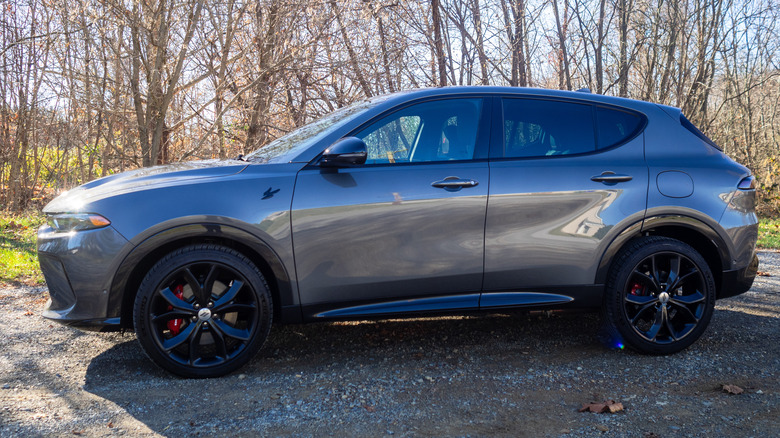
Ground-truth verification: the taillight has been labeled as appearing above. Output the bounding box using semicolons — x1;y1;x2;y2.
737;176;756;190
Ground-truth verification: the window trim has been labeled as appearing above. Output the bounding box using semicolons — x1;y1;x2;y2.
680;114;721;151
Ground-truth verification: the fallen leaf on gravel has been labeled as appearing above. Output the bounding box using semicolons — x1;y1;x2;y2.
579;400;624;413
107;422;114;428
757;271;771;277
723;384;744;395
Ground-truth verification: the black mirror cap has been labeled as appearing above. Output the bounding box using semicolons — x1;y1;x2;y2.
320;137;368;168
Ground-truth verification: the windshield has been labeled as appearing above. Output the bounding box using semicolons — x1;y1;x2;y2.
245;95;394;163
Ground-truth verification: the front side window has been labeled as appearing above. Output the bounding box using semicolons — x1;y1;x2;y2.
355;98;483;164
502;98;595;158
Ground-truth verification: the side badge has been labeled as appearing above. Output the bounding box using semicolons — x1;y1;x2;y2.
262;187;280;200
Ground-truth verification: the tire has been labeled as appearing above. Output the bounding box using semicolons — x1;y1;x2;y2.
601;236;716;354
133;245;272;378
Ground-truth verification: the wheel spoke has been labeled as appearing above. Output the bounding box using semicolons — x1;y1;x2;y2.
204;265;218;299
183;267;205;303
216;303;256;314
632;270;661;294
208;322;230;359
630;302;658;324
664;314;679;341
671;270;700;292
668;300;700;322
670;290;705;305
188;323;204;365
645;306;666;340
212;319;252;341
625;294;658;306
152;309;192;324
158;287;194;312
213;280;245;311
162;322;198;351
664;255;682;290
651;255;663;288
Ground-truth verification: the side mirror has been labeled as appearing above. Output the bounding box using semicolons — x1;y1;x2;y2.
320;137;368;168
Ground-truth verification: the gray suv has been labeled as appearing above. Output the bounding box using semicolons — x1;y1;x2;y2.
38;87;759;378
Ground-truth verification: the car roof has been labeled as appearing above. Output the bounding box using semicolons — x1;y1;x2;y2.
379;86;667;113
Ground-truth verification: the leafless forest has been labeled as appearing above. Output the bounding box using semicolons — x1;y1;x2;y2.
1;0;779;213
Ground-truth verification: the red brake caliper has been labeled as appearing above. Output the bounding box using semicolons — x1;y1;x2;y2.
166;285;185;335
630;282;646;296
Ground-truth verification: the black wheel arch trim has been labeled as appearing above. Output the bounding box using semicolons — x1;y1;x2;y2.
108;219;299;328
596;214;732;287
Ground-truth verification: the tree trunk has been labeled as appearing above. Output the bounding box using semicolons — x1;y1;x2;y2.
431;0;447;86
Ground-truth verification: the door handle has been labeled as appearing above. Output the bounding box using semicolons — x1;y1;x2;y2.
591;171;633;183
431;176;479;189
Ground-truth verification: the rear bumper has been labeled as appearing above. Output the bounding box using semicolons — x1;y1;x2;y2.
718;252;759;299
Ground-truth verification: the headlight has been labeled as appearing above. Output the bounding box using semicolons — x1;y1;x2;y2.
47;213;111;232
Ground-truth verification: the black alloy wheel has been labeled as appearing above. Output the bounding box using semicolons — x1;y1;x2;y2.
602;236;715;354
134;245;272;378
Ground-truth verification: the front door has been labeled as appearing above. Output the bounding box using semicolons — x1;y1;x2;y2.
291;97;490;318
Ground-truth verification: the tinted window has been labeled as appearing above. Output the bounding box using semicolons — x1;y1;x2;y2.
596;107;643;149
355;98;483;164
502;99;595;158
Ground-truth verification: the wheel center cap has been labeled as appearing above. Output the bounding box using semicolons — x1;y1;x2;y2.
197;308;212;321
658;292;670;304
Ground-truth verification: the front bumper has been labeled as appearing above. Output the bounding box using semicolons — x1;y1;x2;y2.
38;224;130;330
719;252;759;299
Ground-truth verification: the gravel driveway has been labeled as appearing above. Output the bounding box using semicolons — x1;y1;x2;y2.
1;252;778;437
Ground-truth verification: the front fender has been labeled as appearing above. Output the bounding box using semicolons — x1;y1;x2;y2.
108;217;299;327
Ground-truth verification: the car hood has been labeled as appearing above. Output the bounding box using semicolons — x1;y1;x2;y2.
43;160;249;213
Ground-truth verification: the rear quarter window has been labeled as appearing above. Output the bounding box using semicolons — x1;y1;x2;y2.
595;107;644;149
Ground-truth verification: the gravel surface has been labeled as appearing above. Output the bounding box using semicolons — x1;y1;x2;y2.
1;252;778;437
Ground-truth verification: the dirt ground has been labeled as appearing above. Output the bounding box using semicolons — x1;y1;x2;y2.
1;252;778;437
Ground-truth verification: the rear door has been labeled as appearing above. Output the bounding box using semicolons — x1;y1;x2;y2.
482;96;648;307
292;97;491;318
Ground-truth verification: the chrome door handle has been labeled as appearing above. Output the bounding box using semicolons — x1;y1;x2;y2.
591;171;633;183
431;176;479;189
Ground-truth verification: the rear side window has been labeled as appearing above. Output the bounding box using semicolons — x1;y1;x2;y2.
596;107;643;149
681;114;721;151
502;98;595;158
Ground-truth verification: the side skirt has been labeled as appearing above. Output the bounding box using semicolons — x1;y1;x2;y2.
299;285;604;322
